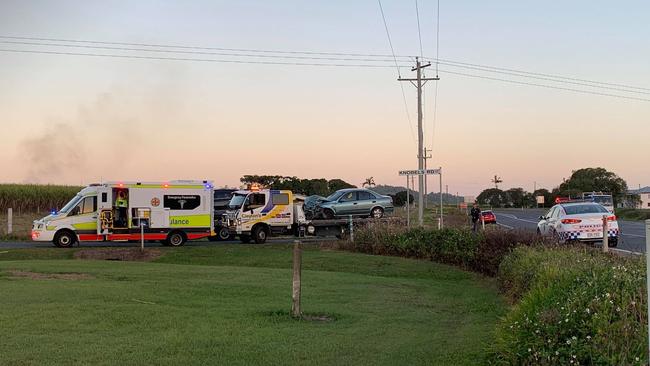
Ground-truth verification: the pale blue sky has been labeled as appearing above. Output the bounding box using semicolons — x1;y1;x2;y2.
1;1;648;194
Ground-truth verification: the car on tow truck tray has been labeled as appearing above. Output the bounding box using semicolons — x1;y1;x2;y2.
316;188;394;219
537;202;619;246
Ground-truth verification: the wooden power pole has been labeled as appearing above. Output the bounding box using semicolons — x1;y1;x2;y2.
399;57;439;226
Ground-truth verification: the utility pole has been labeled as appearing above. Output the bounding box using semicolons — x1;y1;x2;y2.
423;148;432;208
399;57;439;226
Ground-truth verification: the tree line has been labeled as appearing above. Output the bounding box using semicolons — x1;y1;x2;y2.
240;175;356;197
476;167;632;208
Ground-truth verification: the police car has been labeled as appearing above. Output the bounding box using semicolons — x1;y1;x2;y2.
537;202;618;246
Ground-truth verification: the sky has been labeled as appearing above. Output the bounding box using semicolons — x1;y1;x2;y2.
0;0;648;195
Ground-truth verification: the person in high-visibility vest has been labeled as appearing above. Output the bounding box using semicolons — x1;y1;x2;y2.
115;190;128;227
115;191;128;208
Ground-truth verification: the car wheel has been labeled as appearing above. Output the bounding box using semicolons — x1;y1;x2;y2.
166;231;186;247
240;235;252;244
536;228;542;236
53;230;76;248
370;207;384;219
252;226;268;244
323;209;335;220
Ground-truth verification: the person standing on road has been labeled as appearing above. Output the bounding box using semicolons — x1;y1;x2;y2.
470;202;482;232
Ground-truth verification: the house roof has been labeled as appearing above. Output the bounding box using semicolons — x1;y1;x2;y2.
628;186;650;194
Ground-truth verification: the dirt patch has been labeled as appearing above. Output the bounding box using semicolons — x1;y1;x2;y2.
7;270;94;280
74;248;163;262
266;310;337;323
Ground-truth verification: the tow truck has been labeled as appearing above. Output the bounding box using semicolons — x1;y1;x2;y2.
223;188;384;243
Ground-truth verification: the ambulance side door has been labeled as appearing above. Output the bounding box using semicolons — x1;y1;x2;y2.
68;195;99;239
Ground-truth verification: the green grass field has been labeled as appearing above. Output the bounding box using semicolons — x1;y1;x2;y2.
0;244;505;365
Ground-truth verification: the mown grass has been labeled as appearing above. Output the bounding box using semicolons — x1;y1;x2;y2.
0;244;506;366
616;207;650;221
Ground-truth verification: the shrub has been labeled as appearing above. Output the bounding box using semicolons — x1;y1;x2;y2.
492;246;648;365
349;223;545;275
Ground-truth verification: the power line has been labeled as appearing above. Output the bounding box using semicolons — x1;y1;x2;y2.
0;35;417;59
435;0;440;78
0;48;412;68
438;69;650;102
0;40;405;63
4;34;648;93
415;0;424;59
434;60;650;96
429;57;650;93
377;0;416;142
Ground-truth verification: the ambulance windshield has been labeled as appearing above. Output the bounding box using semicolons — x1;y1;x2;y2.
229;193;247;210
59;195;82;214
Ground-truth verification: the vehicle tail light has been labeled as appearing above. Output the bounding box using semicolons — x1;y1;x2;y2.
561;218;582;224
607;215;616;221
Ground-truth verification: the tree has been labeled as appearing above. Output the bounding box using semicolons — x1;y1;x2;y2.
491;175;503;189
239;175;355;196
328;179;355;193
362;177;376;188
532;188;552;207
505;188;531;208
477;188;508;208
557;167;628;205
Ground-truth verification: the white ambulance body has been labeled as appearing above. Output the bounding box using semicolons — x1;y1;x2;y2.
31;181;214;247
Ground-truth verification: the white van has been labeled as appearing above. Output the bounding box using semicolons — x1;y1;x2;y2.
31;181;214;247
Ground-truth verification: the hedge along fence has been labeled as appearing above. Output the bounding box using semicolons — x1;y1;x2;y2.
492;247;647;365
0;184;82;213
340;222;649;364
346;221;547;276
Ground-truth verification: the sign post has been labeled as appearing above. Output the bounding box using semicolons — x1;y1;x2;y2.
7;208;12;235
406;175;410;228
602;215;609;253
399;168;443;228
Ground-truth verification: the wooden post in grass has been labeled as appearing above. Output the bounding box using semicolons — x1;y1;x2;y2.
291;240;302;318
7;208;12;234
602;215;609;253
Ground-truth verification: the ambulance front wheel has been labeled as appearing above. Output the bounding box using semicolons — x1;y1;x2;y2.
166;231;186;247
53;230;77;248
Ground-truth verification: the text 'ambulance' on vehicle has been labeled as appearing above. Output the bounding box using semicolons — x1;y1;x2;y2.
31;181;214;247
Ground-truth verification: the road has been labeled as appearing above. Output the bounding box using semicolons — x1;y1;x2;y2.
0;237;330;250
493;208;647;253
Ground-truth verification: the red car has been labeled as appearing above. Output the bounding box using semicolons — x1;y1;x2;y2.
481;210;497;224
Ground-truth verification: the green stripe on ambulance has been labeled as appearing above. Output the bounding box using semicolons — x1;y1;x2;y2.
169;215;211;227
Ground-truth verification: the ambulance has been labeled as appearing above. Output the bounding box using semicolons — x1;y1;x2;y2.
31;181;214;248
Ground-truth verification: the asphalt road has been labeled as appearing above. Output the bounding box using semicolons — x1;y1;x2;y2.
493;208;647;253
0;237;331;250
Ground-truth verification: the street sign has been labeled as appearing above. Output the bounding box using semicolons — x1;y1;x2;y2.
536;196;545;204
399;168;441;176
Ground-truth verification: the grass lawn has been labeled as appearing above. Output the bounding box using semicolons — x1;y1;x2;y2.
0;244;506;365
